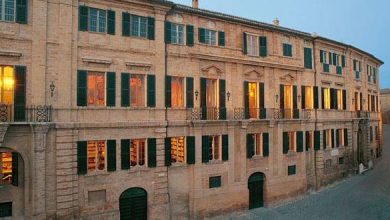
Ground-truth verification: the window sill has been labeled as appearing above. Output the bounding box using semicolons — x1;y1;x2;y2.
251;155;266;160
128;166;149;172
206;160;224;165
0;20;16;24
80;30;107;35
123;35;149;41
199;43;222;48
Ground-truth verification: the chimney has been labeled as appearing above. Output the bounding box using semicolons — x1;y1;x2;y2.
192;0;198;9
273;18;279;26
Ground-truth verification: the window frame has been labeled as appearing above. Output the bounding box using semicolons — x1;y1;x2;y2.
0;0;16;22
86;140;107;173
130;139;147;167
170;22;185;45
288;131;296;152
305;86;314;109
170;76;185;108
86;71;106;107
323;88;331;109
246;33;259;57
208;135;221;161
87;7;107;33
201;28;217;46
129;74;147;107
130;14;148;38
0;151;13;185
253;133;263;157
170;136;186;164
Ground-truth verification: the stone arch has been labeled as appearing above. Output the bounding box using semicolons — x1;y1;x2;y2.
119;187;148;220
248;172;266;209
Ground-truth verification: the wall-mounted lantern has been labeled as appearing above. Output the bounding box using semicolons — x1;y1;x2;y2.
50;82;56;97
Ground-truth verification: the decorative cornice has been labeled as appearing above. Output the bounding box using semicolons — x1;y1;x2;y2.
280;73;296;84
0;50;22;58
82;57;112;65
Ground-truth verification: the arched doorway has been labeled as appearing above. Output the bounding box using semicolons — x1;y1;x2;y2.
119;187;147;220
248;172;265;209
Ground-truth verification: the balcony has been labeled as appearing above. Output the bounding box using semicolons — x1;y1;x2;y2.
188;107;226;120
273;108;313;120
233;108;267;120
0;104;52;123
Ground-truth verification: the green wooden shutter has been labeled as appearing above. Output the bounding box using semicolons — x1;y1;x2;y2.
314;86;319;109
186;136;195;164
283;132;289;154
243;32;248;55
164;138;171;166
122;12;130;36
323;130;327;149
79;6;88;31
331;129;335;148
77;141;87;175
222;135;229;161
244;81;249;119
107;140;116;172
259;36;267;57
121;73;130;107
305;131;310;151
344;129;348;146
16;0;27;24
328;52;332;65
164;21;172;43
14;66;26;121
333;53;337;66
304;48;312;69
198;28;206;43
321;88;325;109
147;75;156;107
107;10;116;35
186;77;194;108
296;131;304;152
263;133;269;157
121;139;130;170
301;86;306;109
293;85;298;109
320;50;324;63
218;31;225;46
343;90;347;110
147;138;156;168
77;70;87;107
330;88;334;109
200;78;207;120
202;136;209;163
259;83;266;119
186;25;194;46
314;131;320;151
246;134;254;159
342;55;346;67
147;17;155;40
11;152;18;186
280;84;284;109
106;72;116;107
336;129;340;147
165;76;172;108
219;79;226;120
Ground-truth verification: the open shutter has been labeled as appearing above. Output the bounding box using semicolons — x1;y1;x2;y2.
222;135;229;161
121;73;130;107
296;131;304;152
314;86;319;109
11;152;18;186
122;12;130;36
283;132;289;154
164;138;171;166
314;131;320;151
147;17;155;40
186;136;195;164
344;129;348;146
77;70;87;107
218;31;225;46
107;140;116;172
343;90;347;110
280;84;284;109
77;141;87;175
164;21;171;43
244;81;249;119
186;77;194;108
323;130;327;149
16;0;28;24
200;78;207;120
79;6;88;31
301;86;306;109
202;136;209;163
293;85;297;109
121;139;130;170
329;52;332;65
259;36;267;57
186;25;194;46
14;66;26;121
107;10;116;35
198;28;206;43
147;138;156;168
331;129;335;148
165;76;172;108
259;83;266;119
305;131;310;151
263;133;269;157
219;79;226;120
106;72;116;107
246;134;254;159
147;75;156;107
243;32;248;54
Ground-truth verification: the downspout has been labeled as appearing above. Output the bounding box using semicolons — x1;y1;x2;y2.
312;37;318;191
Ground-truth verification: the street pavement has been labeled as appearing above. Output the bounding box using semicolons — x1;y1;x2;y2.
213;125;390;220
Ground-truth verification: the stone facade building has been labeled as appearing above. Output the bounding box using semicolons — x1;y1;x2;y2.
0;0;383;219
380;89;390;124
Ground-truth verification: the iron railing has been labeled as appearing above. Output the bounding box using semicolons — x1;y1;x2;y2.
0;104;52;122
188;107;226;121
233;108;267;120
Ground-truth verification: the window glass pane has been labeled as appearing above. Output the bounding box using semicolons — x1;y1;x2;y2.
171;24;177;44
213;136;219;160
171;137;185;163
337;90;342;110
140;17;147;37
248;82;258;118
0;0;2;20
89;8;98;32
130;75;145;107
138;140;145;166
289;132;295;151
131;15;139;36
96;141;105;170
178;25;184;44
305;86;313;109
0;152;12;185
87;141;97;171
87;72;105;106
254;134;262;156
210;31;216;46
1;66;14;105
98;10;106;33
324;88;330;109
171;77;184;107
130;140;137;166
247;35;258;56
4;0;14;21
130;139;146;166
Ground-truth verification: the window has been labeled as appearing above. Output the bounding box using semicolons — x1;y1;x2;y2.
283;43;292;57
288;132;296;151
305;131;313;151
252;134;263;156
209;176;221;188
247;34;259;56
87;140;106;172
337;89;343;110
89;8;106;33
171;77;184;107
130;15;147;38
339;157;344;165
87;72;105;106
130;74;146;107
288;165;296;175
248;82;258;118
0;152;12;184
323;88;330;109
0;66;15;105
0;0;15;22
208;136;220;161
367;65;372;83
305;86;313;109
337;129;343;147
353;59;362;80
170;137;185;163
0;202;12;218
170;23;184;45
325;129;331;148
130;139;146;167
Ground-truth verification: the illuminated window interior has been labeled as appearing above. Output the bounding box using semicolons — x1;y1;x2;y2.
324;88;330;109
208;136;220;161
0;152;12;185
130;74;145;107
337;89;343;110
305;86;313;109
0;66;15;105
252;134;263;156
354;92;359;111
130;139;146;167
338;129;343;147
87;72;105;106
248;82;258;118
326;129;331;147
247;34;259;56
284;85;293;118
205;79;218;120
171;77;184;108
87;140;105;172
306;131;313;150
171;137;185;163
288;132;296;151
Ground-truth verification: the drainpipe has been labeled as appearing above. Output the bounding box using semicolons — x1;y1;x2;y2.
312;37;318;191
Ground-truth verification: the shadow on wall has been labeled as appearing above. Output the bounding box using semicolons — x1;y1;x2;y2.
382;111;390;124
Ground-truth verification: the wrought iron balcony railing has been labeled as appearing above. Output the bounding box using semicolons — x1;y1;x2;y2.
233;108;268;120
188;107;226;121
0;104;52;122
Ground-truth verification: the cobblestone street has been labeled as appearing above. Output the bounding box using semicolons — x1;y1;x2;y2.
214;125;390;220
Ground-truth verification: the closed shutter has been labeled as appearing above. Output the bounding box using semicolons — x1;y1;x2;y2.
343;90;347;110
342;55;346;67
320;50;324;63
296;131;304;152
323;130;327;149
259;83;266;119
243;32;248;54
79;6;88;31
222;135;229;161
333;53;337;66
304;48;312;69
186;25;194;46
164;138;171;166
336;129;340;147
16;0;28;24
186;77;194;108
186;136;195;164
293;86;298;118
263;133;269;157
301;86;306;109
246;134;254;159
330;88;334;109
198;28;206;43
106;72;116;107
244;81;249;119
314;131;320;151
329;52;332;65
280;84;284;109
259;36;267;57
107;140;116;172
14;66;26;121
218;31;225;46
11;152;18;186
77;141;87;175
165;76;172;108
219;79;226;120
147;75;156;107
147;138;156;168
122;12;130;36
164;21;171;43
283;132;289;154
202;136;209;163
331;129;335;148
121;139;130;170
107;10;116;35
305;131;310;151
344;129;348;146
77;70;87;107
200;78;207;120
121;73;130;107
313;86;319;109
147;17;155;40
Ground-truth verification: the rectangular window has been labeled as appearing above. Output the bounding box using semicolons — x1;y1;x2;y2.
130;14;147;38
339;157;344;165
88;8;106;33
200;29;217;46
130;74;146;107
283;43;292;57
283;85;293;118
288;165;296;175
337;89;343;110
0;0;15;22
208;136;220;161
305;86;313;109
324;88;330;109
247;34;259;56
170;137;185;163
0;202;12;217
252;134;263;156
0;152;12;185
171;77;184;107
0;66;15;106
130;139;146;167
288;132;296;152
337;129;343;147
248;82;258;118
170;23;184;45
87;140;106;172
87;72;105;106
209;176;221;188
325;129;331;148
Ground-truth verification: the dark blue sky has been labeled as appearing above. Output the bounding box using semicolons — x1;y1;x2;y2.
171;0;389;88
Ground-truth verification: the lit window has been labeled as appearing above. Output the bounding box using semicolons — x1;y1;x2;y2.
204;79;218;120
171;23;184;45
131;15;147;38
88;8;106;33
247;34;259;56
283;85;293;119
0;152;12;185
337;89;343;110
0;0;15;22
253;134;263;156
171;137;185;163
248;82;258;118
130;74;145;107
0;66;15;105
204;29;217;46
337;129;343;147
208;136;220;161
87;72;105;106
87;140;106;172
326;129;331;148
288;132;296;151
130;139;146;166
171;77;184;107
323;88;330;109
305;86;313;109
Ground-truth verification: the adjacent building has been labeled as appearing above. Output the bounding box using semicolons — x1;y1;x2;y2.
0;0;383;219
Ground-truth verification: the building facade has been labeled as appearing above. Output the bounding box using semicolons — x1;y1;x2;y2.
0;0;383;219
380;89;390;124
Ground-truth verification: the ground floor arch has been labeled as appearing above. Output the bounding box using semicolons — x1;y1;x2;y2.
119;187;147;220
248;172;265;209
